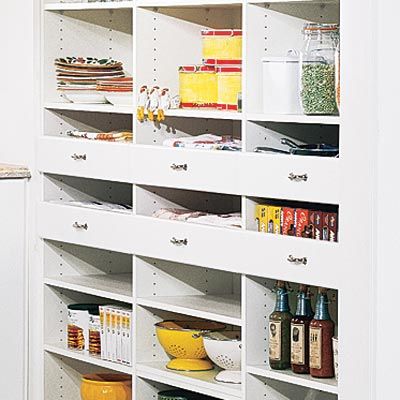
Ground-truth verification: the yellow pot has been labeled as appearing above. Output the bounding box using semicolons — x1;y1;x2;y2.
179;65;217;108
81;373;132;400
201;29;242;62
155;320;226;372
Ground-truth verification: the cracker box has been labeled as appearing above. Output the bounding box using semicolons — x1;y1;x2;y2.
281;208;295;236
295;209;313;238
255;205;268;232
267;206;281;234
328;212;338;242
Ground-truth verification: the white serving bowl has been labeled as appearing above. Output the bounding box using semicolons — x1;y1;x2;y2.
203;331;242;384
104;92;133;106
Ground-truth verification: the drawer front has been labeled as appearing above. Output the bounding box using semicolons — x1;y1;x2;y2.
133;216;245;273
133;216;341;287
240;153;340;204
38;202;136;254
37;137;134;182
132;146;241;194
240;230;342;288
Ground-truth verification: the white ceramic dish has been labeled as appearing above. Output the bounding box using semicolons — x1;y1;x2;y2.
203;331;242;384
62;91;107;104
104;92;133;106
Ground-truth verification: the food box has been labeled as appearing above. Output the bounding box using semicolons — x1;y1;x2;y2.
267;206;281;234
201;29;242;63
88;311;101;356
99;306;107;359
281;207;295;236
122;310;133;366
310;210;323;240
255;205;268;232
328;212;338;242
295;209;313;238
67;304;99;354
179;65;217;108
322;212;330;241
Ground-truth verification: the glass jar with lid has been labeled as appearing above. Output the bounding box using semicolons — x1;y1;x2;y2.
300;23;339;115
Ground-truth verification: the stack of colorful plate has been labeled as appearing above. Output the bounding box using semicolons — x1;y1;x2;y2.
55;57;125;104
97;77;133;106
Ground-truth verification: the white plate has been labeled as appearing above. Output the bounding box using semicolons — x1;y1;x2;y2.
104;92;133;106
62;91;107;104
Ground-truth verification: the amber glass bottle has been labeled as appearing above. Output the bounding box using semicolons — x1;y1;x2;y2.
291;285;314;374
269;281;292;370
310;287;335;378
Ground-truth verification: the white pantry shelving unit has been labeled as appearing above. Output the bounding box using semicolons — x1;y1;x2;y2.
33;0;378;400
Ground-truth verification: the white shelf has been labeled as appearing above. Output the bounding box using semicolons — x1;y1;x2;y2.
247;365;338;394
44;273;133;304
44;343;133;374
247;113;340;125
137;0;242;7
44;1;134;11
44;102;133;115
249;0;338;3
137;361;242;400
137;294;242;326
164;109;243;120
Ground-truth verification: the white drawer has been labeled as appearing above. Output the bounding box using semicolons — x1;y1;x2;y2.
37;137;134;182
240;153;339;204
133;216;341;287
133;216;245;273
240;231;342;288
38;202;135;254
132;146;241;195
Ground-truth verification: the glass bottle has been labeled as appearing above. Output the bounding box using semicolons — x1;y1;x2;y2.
269;281;292;370
291;285;314;374
335;42;340;111
310;287;335;378
300;23;339;115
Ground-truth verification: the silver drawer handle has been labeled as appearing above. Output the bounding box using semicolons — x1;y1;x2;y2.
170;163;188;171
288;173;308;182
170;237;188;246
287;255;307;265
71;153;87;161
73;222;88;230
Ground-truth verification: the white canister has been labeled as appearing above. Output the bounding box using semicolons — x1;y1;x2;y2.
262;53;302;115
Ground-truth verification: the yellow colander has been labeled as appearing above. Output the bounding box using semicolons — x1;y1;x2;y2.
155;320;226;371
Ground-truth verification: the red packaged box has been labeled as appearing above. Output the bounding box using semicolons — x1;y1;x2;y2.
310;210;323;240
322;212;330;241
328;212;338;242
295;209;313;239
281;208;295;236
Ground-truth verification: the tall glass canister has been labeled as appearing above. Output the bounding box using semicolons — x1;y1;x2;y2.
300;23;339;115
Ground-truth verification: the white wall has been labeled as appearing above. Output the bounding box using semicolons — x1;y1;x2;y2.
376;0;400;399
0;1;38;167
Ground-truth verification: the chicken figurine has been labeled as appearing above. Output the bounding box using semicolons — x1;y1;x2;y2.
137;85;148;122
146;86;160;122
157;88;171;122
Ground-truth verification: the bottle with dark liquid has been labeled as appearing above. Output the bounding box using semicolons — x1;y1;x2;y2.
269;281;292;370
310;287;335;378
291;284;314;374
